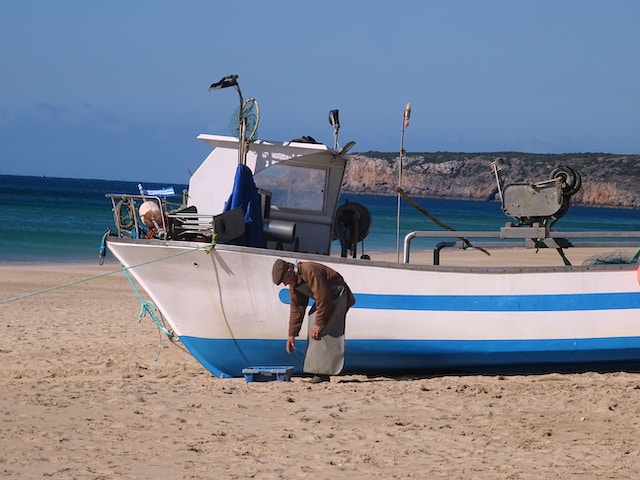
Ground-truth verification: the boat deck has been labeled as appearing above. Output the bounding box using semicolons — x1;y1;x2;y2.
382;246;640;268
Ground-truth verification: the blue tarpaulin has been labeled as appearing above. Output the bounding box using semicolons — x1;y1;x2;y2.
223;164;265;247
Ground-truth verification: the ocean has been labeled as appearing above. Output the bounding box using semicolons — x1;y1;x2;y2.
3;174;640;263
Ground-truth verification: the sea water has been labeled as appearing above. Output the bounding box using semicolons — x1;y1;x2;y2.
342;193;640;256
2;174;640;263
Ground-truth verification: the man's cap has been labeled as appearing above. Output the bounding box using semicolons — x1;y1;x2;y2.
272;259;288;285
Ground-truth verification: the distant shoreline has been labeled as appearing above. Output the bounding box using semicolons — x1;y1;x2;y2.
343;152;640;209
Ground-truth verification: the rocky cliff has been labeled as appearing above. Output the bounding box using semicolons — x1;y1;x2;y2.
342;152;640;208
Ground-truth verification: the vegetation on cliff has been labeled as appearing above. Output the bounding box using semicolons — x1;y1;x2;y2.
342;152;640;208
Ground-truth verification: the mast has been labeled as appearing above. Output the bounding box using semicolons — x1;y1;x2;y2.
396;102;411;262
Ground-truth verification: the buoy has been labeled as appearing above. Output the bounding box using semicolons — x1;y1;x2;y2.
139;201;162;228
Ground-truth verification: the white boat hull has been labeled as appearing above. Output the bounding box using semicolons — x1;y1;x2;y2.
102;82;640;378
107;237;640;377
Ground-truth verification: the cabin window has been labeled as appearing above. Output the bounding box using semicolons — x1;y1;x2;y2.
254;164;326;213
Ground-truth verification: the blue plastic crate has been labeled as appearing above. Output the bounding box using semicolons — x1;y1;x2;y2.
242;366;294;382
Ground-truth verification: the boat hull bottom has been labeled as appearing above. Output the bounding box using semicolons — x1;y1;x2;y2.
179;336;640;378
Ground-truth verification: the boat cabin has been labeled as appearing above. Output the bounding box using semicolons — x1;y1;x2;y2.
185;135;347;255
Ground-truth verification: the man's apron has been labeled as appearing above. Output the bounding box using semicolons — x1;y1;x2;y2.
295;283;348;375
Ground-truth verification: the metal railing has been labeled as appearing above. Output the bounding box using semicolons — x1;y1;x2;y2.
403;225;640;264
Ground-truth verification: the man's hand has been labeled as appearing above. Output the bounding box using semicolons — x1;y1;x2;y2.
311;325;322;340
286;336;296;353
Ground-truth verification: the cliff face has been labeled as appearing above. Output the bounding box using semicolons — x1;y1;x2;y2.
342;152;640;208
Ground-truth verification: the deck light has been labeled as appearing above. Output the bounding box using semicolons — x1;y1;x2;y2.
209;74;245;165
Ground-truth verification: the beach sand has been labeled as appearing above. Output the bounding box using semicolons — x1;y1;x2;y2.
2;261;640;479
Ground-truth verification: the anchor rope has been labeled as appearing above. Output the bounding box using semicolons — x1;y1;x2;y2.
1;241;217;360
120;264;174;361
0;244;213;306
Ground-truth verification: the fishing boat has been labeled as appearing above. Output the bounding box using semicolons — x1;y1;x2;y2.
103;75;640;378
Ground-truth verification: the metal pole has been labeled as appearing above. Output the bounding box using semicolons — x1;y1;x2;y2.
208;74;245;164
396;103;411;262
396;125;405;262
235;85;244;165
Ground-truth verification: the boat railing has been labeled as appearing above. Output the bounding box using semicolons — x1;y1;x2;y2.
403;224;640;264
106;193;185;240
105;191;217;241
106;191;301;245
165;211;216;241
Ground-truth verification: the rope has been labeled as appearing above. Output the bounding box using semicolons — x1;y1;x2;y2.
1;243;215;306
395;186;491;256
0;266;127;305
120;265;174;361
1;241;217;360
98;229;111;265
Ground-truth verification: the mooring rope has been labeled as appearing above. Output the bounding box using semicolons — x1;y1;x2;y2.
119;264;174;360
1;241;217;360
0;266;124;304
0;244;212;306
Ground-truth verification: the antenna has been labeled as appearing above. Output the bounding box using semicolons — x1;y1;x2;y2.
329;109;340;150
396;102;411;262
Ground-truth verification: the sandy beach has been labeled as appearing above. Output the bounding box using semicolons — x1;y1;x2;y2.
2;261;640;479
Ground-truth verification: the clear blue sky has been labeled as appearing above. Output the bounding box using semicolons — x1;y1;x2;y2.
2;1;639;184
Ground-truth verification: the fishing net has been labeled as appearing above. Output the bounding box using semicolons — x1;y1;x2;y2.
582;248;640;265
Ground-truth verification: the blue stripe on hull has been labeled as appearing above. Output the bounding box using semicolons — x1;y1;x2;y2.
180;335;640;378
355;292;640;312
278;290;640;312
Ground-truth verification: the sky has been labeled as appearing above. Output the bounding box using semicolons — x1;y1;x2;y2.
1;1;639;184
